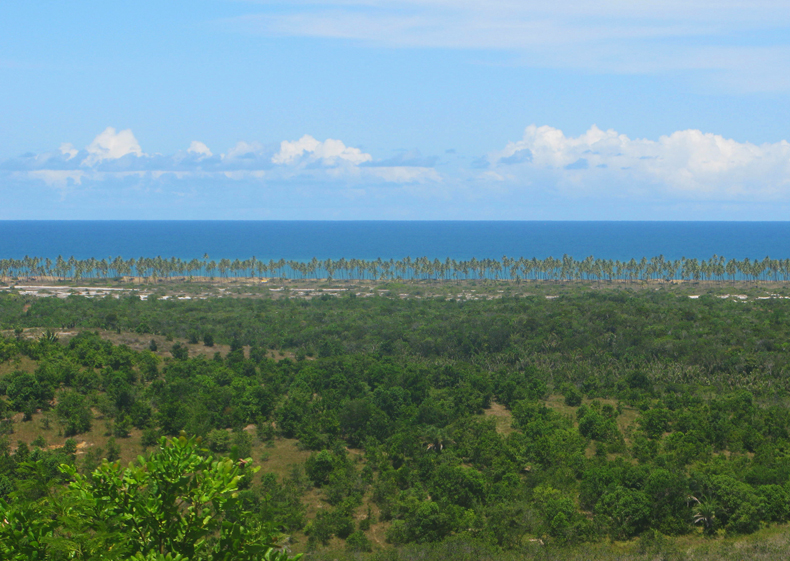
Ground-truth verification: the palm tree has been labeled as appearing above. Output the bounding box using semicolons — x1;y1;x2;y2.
422;426;453;453
691;497;717;535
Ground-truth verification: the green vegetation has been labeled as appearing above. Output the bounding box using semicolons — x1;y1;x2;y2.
2;285;790;559
0;433;301;560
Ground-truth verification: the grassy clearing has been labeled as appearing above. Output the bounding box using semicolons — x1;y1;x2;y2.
0;354;37;376
482;401;515;435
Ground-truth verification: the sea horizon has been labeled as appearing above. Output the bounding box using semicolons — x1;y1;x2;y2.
2;220;789;262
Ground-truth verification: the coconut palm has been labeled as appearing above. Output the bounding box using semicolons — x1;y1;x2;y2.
691;498;718;535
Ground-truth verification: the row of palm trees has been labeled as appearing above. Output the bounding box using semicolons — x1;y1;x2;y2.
2;254;790;283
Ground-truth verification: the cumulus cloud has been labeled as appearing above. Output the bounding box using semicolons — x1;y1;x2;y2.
187;141;212;158
82;127;143;166
225;140;266;160
9;122;790;218
7;124;790;200
272;135;372;165
9;123;790;201
1;127;437;187
498;149;532;166
487;125;790;199
59;143;78;160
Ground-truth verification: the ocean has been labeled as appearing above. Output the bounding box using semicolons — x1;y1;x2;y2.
0;221;789;261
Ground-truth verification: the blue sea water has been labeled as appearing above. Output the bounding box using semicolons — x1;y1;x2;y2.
0;221;789;261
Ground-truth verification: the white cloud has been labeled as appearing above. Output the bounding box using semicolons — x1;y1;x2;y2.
229;1;790;90
11;121;790;218
2;128;431;186
8;125;790;199
236;1;790;42
26;170;85;186
225;140;266;160
59;143;78;160
488;125;790;199
367;166;442;183
272;134;373;165
271;135;320;164
82;127;143;167
221;170;267;180
238;0;784;19
187;141;212;158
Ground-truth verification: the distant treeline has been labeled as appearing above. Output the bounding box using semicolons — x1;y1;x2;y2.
2;254;790;282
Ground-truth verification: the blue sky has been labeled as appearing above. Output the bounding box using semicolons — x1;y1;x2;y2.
2;0;790;219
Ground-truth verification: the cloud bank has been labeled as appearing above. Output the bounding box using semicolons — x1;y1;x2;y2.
3;124;790;219
485;125;790;200
0;128;438;187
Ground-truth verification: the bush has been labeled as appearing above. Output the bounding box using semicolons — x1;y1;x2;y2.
596;487;651;539
63;438;78;454
141;428;160;448
0;474;13;499
170;343;189;360
6;370;54;412
231;430;253;459
256;421;275;442
207;429;231;453
345;530;372;552
0;436;300;560
305;450;338;487
106;437;121;462
56;391;93;436
564;385;583;407
113;415;132;438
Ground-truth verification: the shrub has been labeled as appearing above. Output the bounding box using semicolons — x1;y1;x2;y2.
170;343;188;360
306;450;339;487
564;386;583;407
63;438;78;454
141;428;160;448
206;429;231;453
56;391;93;436
256;421;275;442
345;530;372;552
106;437;121;462
113;415;132;438
231;430;253;459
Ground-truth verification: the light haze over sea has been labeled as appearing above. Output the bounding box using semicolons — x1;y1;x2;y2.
1;221;789;262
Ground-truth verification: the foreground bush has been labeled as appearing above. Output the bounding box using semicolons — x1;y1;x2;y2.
0;435;301;561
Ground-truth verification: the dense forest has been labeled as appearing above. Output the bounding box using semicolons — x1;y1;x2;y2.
4;253;790;282
2;285;790;559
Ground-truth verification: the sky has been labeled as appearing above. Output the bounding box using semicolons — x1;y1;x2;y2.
2;0;790;220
